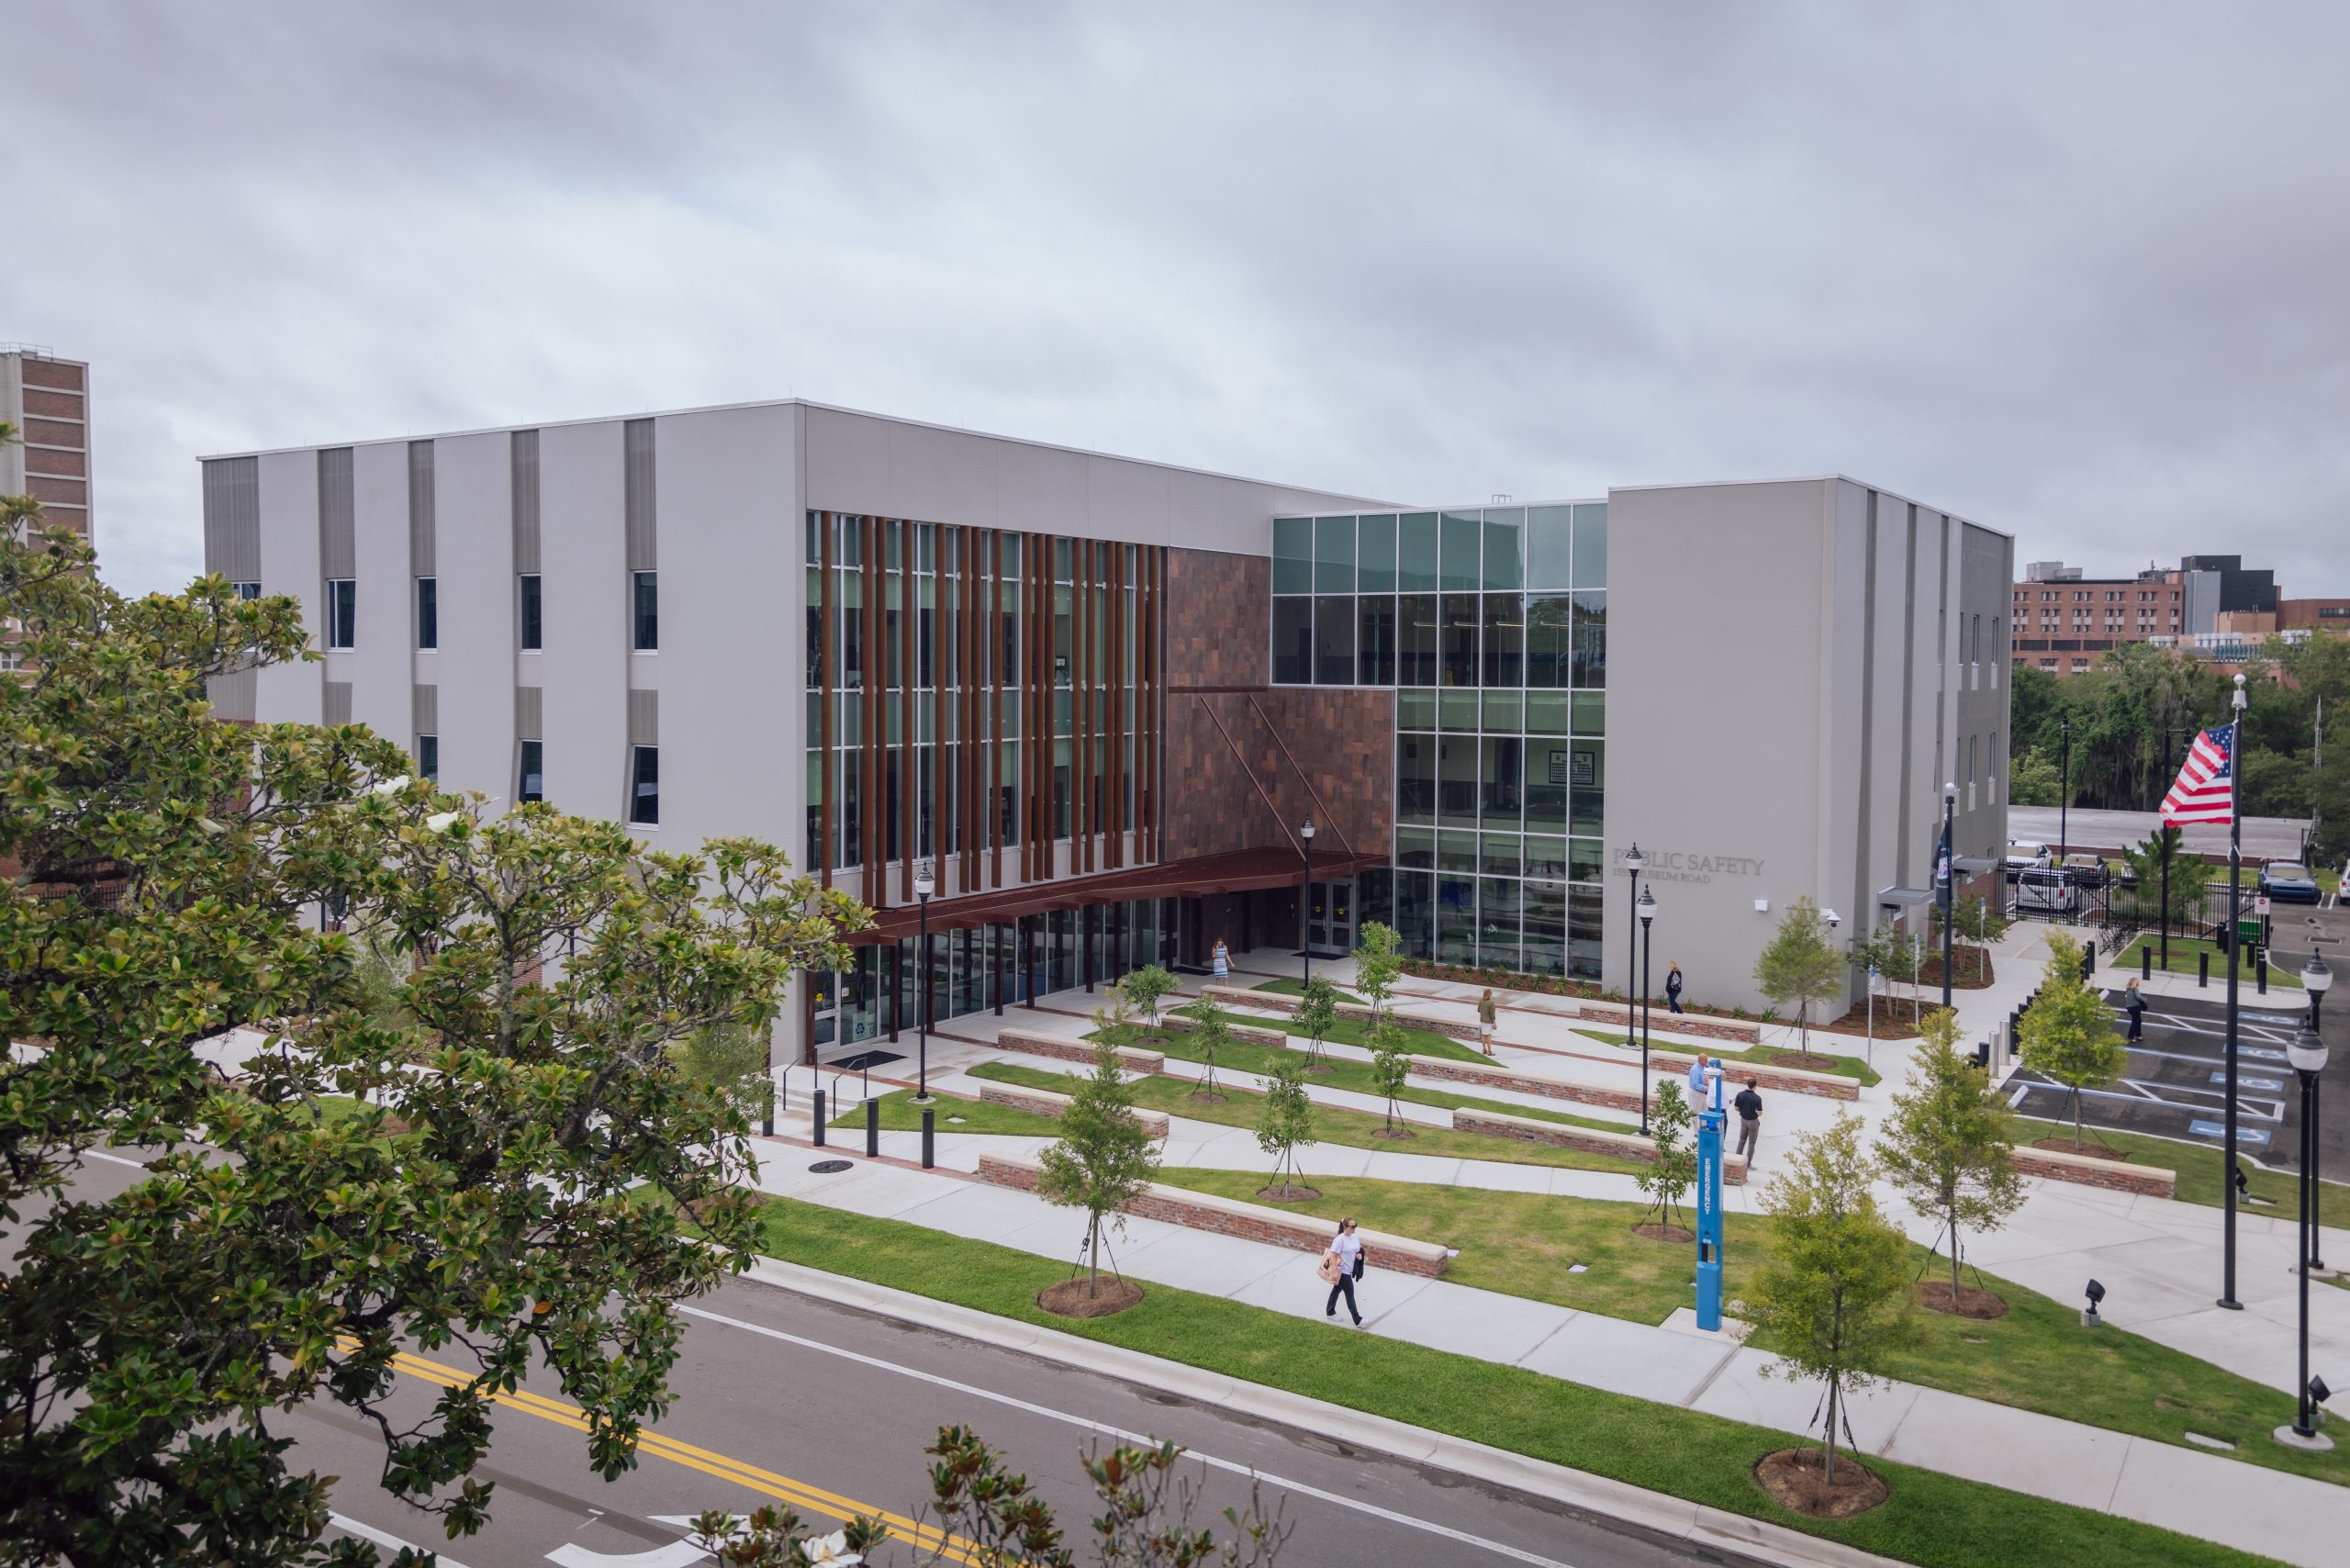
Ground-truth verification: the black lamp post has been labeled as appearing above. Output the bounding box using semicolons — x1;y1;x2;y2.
1938;785;1956;1011
1623;843;1646;1048
913;859;934;1103
1300;816;1316;991
2308;952;2333;1271
2058;715;2072;867
1637;884;1657;1134
2284;1021;2333;1449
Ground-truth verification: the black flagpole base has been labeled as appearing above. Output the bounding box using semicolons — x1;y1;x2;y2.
2216;1297;2244;1310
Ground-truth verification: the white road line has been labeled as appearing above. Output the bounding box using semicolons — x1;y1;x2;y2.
330;1511;477;1568
84;1148;147;1170
680;1304;1583;1568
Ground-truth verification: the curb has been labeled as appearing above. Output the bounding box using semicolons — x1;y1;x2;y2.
736;1256;1910;1568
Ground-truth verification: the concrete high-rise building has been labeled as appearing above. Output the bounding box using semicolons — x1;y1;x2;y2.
1;348;92;540
199;402;2009;1061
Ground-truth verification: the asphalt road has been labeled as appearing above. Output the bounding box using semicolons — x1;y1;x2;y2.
58;1154;1742;1568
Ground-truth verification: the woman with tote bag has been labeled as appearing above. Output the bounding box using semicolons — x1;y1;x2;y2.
1320;1217;1366;1326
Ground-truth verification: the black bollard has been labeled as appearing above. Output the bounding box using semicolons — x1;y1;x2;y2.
921;1105;935;1170
2256;953;2266;994
2142;946;2152;981
865;1095;880;1158
813;1088;827;1147
2199;950;2210;988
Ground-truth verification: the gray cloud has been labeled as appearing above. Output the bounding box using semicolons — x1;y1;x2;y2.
6;0;2345;597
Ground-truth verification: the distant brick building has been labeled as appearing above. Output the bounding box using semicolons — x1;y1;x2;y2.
1;349;92;542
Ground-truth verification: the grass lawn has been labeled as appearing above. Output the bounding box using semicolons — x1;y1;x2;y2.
968;1061;1648;1178
1133;1007;1486;1064
2012;1115;2350;1228
1249;977;1364;1003
829;1088;1060;1137
718;1195;2277;1568
1147;1170;2350;1490
1571;1027;1884;1088
2115;936;2302;988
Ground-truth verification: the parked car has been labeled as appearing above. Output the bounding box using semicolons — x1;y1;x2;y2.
2061;853;2109;890
2005;840;2052;879
2104;858;2138;890
2016;867;2082;915
2259;860;2322;904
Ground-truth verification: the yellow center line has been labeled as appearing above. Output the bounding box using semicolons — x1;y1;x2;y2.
355;1341;979;1562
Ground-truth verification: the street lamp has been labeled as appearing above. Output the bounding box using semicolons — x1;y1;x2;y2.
2283;1022;2333;1450
2307;952;2333;1271
1637;884;1657;1134
1939;784;1957;1011
912;859;935;1103
2059;715;2072;868
1299;816;1316;991
1623;842;1646;1049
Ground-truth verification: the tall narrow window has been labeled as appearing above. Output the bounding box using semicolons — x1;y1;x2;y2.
632;570;658;651
416;734;439;782
417;577;438;650
519;574;543;651
629;745;660;825
233;581;262;600
325;578;355;649
518;740;543;803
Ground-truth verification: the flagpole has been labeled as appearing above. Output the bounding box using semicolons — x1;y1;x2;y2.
2220;673;2247;1311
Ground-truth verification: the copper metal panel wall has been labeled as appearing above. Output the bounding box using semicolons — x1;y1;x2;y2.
1164;548;1269;688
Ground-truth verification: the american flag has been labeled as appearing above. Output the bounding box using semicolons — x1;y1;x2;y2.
2160;722;2235;825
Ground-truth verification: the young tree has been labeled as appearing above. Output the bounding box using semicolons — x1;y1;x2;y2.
1637;1078;1697;1233
1352;920;1404;1026
671;1020;775;1116
1876;1006;2026;1309
1368;1018;1413;1135
2018;932;2130;1148
2118;825;2213;938
0;459;869;1560
1174;993;1232;1100
1122;962;1181;1032
1255;1047;1317;1200
1745;1114;1919;1487
1753;894;1846;1058
1292;974;1340;1072
1036;1041;1160;1299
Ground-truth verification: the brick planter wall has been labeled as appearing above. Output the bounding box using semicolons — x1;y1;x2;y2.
975;1153;1449;1276
1572;1000;1762;1046
1648;1052;1860;1102
1196;984;1486;1044
2013;1146;2177;1198
996;1028;1165;1075
1160;1011;1289;1048
976;1083;1169;1139
1449;1108;1750;1184
1404;1057;1645;1114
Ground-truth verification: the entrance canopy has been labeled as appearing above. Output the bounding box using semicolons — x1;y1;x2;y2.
850;846;1388;946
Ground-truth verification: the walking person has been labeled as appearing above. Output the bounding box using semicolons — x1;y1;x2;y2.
1733;1079;1763;1164
1212;937;1230;980
2123;977;2146;1043
1477;987;1498;1057
1664;961;1684;1014
1320;1217;1366;1326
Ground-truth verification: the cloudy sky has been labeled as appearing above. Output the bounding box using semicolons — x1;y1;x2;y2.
8;1;2346;598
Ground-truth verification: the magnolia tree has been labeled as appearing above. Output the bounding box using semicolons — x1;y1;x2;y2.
0;446;869;1562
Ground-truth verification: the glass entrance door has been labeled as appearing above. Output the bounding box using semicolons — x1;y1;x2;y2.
1307;878;1355;956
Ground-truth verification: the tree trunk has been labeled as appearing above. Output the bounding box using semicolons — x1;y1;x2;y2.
1950;1215;1964;1305
2074;1085;2085;1148
1086;1213;1101;1298
1823;1375;1840;1486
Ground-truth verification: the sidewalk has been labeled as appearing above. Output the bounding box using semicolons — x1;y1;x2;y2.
747;1126;2347;1568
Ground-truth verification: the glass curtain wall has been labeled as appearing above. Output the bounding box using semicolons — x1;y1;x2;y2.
1274;503;1609;980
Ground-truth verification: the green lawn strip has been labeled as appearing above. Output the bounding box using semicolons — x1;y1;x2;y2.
1571;1026;1883;1088
2115;936;2302;987
732;1195;2277;1568
828;1087;1061;1137
1141;1170;2347;1489
967;1061;1647;1178
1135;1007;1485;1064
1248;977;1364;1003
2011;1115;2350;1227
1092;1025;1635;1133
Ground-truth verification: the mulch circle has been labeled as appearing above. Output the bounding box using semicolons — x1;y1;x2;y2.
1258;1183;1323;1203
1818;1001;1923;1039
1770;1052;1842;1072
1754;1448;1889;1518
1371;1127;1417;1140
1633;1221;1696;1243
1038;1277;1146;1318
2031;1136;2128;1161
1918;1281;2009;1319
1187;1091;1228;1103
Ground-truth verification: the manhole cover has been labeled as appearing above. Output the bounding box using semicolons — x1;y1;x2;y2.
809;1159;854;1173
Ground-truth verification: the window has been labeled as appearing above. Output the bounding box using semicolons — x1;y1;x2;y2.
519;573;543;651
518;739;543;803
629;745;660;825
233;581;262;600
416;577;438;649
325;578;355;649
416;734;439;781
632;570;658;651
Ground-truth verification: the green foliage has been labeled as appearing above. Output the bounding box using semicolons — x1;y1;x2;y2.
1121;963;1180;1027
1368;1019;1411;1132
2115;825;2213;932
1876;1008;2025;1305
670;1020;773;1115
2017;934;2130;1147
1752;895;1845;1056
1745;1114;1919;1484
1173;993;1233;1097
1036;1042;1160;1296
1351;920;1403;1024
1637;1079;1696;1228
2006;746;2063;806
1254;1047;1316;1194
1292;974;1339;1070
1849;920;1919;1010
0;455;870;1563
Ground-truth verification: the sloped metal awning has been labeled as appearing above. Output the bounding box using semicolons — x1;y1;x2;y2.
849;846;1390;946
1877;885;1933;908
1953;856;2001;874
